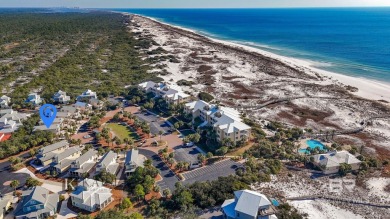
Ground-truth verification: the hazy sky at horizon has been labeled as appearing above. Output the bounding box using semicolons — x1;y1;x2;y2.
1;0;390;8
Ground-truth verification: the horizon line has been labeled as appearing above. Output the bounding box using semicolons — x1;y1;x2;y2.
1;6;390;9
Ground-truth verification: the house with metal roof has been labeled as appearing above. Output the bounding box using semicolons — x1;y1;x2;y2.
36;140;69;166
0;109;30;133
70;178;113;212
77;89;97;102
69;149;98;178
0;95;11;108
222;190;277;219
25;93;42;105
14;186;59;219
50;147;81;174
53;90;70;104
312;151;361;174
96;151;119;175
124;149;144;177
138;81;190;105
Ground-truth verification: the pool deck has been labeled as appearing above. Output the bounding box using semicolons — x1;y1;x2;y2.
298;138;331;153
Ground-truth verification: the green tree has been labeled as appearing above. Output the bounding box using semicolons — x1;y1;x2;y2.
10;180;20;193
339;163;352;176
120;197;133;212
134;184;145;201
129;212;144;219
25;177;41;188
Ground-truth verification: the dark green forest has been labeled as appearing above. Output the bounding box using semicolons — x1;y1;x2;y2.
0;12;161;105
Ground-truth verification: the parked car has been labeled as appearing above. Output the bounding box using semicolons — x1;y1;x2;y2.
184;142;194;147
190;162;200;169
83;134;91;139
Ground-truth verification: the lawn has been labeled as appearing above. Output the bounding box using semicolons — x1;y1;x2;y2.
106;123;139;141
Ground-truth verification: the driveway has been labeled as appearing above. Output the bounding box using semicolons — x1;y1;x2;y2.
138;149;179;192
182;159;242;185
0;170;29;194
134;111;171;135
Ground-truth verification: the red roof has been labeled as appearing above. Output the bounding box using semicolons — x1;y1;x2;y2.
0;132;12;142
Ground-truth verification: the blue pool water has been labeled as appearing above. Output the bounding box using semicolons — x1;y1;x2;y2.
111;8;390;83
299;139;326;154
271;199;280;207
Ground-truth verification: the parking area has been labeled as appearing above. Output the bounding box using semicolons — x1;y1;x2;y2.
174;145;201;165
134;111;171;135
0;170;30;194
182;159;242;185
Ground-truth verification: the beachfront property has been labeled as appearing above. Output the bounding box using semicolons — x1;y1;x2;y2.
0;194;12;219
124;149;144;177
69;149;98;178
77;89;97;102
36;140;69;166
96;151;119;175
138;81;190;105
222;190;277;219
25;93;42;105
53;90;71;104
311;151;362;174
70;178;113;212
185;100;251;144
0;109;30;133
0;95;11;108
49;146;82;174
14;186;59;219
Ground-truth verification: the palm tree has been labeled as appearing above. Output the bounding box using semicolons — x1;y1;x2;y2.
10;180;20;193
158;130;163;141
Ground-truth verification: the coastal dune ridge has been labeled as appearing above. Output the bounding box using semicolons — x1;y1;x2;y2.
125;12;390;103
125;12;390;155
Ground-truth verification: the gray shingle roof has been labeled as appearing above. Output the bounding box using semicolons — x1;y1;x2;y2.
39;140;69;155
56;147;80;162
73;149;97;166
98;151;117;168
14;186;59;217
234;190;271;217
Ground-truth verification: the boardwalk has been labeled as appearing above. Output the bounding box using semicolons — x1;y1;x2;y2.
287;195;390;208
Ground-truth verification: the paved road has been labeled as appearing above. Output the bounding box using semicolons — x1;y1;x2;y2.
138;149;179;192
0;170;30;194
182;159;242;185
134;112;171;135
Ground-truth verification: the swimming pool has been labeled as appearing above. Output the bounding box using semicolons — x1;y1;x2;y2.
271;199;280;207
298;139;326;154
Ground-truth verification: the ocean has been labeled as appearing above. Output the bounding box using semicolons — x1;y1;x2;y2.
112;8;390;83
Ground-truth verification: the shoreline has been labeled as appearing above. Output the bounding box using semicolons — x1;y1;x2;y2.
125;12;390;103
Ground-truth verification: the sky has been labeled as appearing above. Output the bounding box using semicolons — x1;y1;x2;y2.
0;0;390;8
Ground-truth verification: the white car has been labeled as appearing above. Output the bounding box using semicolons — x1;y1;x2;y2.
83;135;91;139
185;142;194;147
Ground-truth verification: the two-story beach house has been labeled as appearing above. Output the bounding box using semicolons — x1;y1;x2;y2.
311;151;362;174
69;149;98;178
70;179;113;212
14;186;59;219
77;89;97;102
50;147;81;174
185;100;251;144
124;149;144;177
25;93;42;105
222;190;277;219
0;109;30;133
138;81;190;105
0;95;11;108
53;90;70;104
36;140;69;166
95;151;119;175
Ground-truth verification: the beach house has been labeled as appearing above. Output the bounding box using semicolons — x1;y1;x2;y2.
69;149;98;178
0;95;11;108
222;190;277;219
77;89;97;102
70;178;113;212
25;93;42;105
311;151;362;174
0;109;30;133
124;149;144;177
53;90;70;104
96;151;119;175
185;100;251;144
14;186;59;219
138;81;190;105
50;147;81;174
36;140;69;166
33;124;61;134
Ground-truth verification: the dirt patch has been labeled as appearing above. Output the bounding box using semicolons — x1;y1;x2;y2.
197;65;213;73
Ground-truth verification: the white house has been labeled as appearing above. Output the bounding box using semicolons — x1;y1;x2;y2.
312;151;362;174
25;93;42;105
33;124;61;134
0;109;30;133
185;100;251;144
70;179;113;212
138;81;190;105
69;149;98;178
96;151;119;175
77;89;97;102
124;149;144;177
53;90;70;104
0;95;11;108
222;190;277;219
